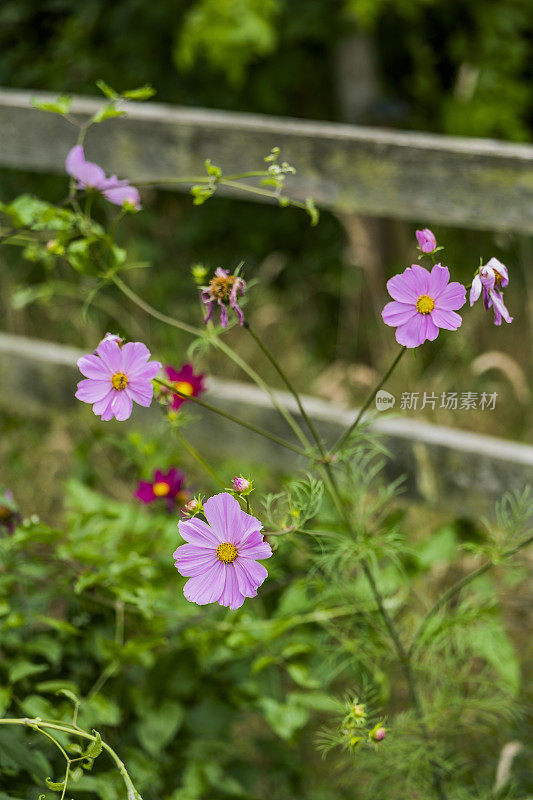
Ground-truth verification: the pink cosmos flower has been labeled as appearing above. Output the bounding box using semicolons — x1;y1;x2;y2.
135;467;187;511
470;258;513;325
76;339;162;421
65;145;142;210
201;268;246;328
416;228;437;253
382;264;466;348
162;363;205;409
173;492;272;610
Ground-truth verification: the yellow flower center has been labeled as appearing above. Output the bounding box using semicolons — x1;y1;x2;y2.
153;482;170;497
216;542;238;563
209;274;237;301
111;372;129;391
173;381;194;396
415;294;435;315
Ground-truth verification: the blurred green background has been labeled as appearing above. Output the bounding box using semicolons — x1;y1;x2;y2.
0;4;532;798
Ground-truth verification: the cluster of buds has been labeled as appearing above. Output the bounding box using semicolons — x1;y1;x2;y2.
340;698;387;755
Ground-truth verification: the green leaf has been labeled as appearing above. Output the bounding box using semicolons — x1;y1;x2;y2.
136;700;184;756
91;105;128;124
122;85;156;100
259;697;309;740
96;80;119;100
0;686;11;716
31;95;72;115
84;730;103;759
8;660;48;683
45;777;65;792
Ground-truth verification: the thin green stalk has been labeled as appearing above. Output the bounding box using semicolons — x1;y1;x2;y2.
172;427;225;487
154;378;309;458
245;322;327;456
410;532;533;657
111;275;202;336
333;346;407;453
0;718;141;800
112;275;312;449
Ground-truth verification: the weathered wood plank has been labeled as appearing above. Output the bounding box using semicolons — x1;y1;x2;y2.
1;88;533;232
1;331;532;516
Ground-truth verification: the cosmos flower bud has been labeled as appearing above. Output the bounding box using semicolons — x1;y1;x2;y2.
373;727;386;742
232;476;251;493
416;228;437;253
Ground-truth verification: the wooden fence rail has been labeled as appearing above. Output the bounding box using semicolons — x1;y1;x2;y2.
1;332;532;517
1;88;533;232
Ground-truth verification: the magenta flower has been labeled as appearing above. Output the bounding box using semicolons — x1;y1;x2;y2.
470;258;513;326
0;488;19;534
173;492;272;610
201;268;246;328
135;467;187;511
416;228;437;253
65;145;141;210
162;363;205;409
382;264;466;348
76;339;162;421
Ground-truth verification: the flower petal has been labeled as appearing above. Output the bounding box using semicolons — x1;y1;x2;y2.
382;301;417;327
235;558;268;596
429;264;450;298
77;354;110;380
470;275;482;306
239;533;273;560
127;382;154;407
183;561;225;605
395;314;426;348
386;271;418;303
218;563;246;609
109;391;133;421
120;342;150;373
421;315;439;342
173;544;218;577
95;339;123;373
435;282;466;311
203;492;261;545
178;517;220;547
135;482;156;503
430;308;463;330
75;378;111;403
490;291;513;324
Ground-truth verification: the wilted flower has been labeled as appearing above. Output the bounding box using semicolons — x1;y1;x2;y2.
470;257;513;326
416;228;437;254
162;363;205;410
65;145;142;210
76;339;161;421
174;492;272;610
232;476;251;493
201;267;246;328
135;467;187;510
382;264;466;348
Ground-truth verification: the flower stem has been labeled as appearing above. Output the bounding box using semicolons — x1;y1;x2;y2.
333;346;407;452
245;322;327;457
154;378;310;458
409;532;533;657
0;718;141;800
111;275;202;336
172;427;226;487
